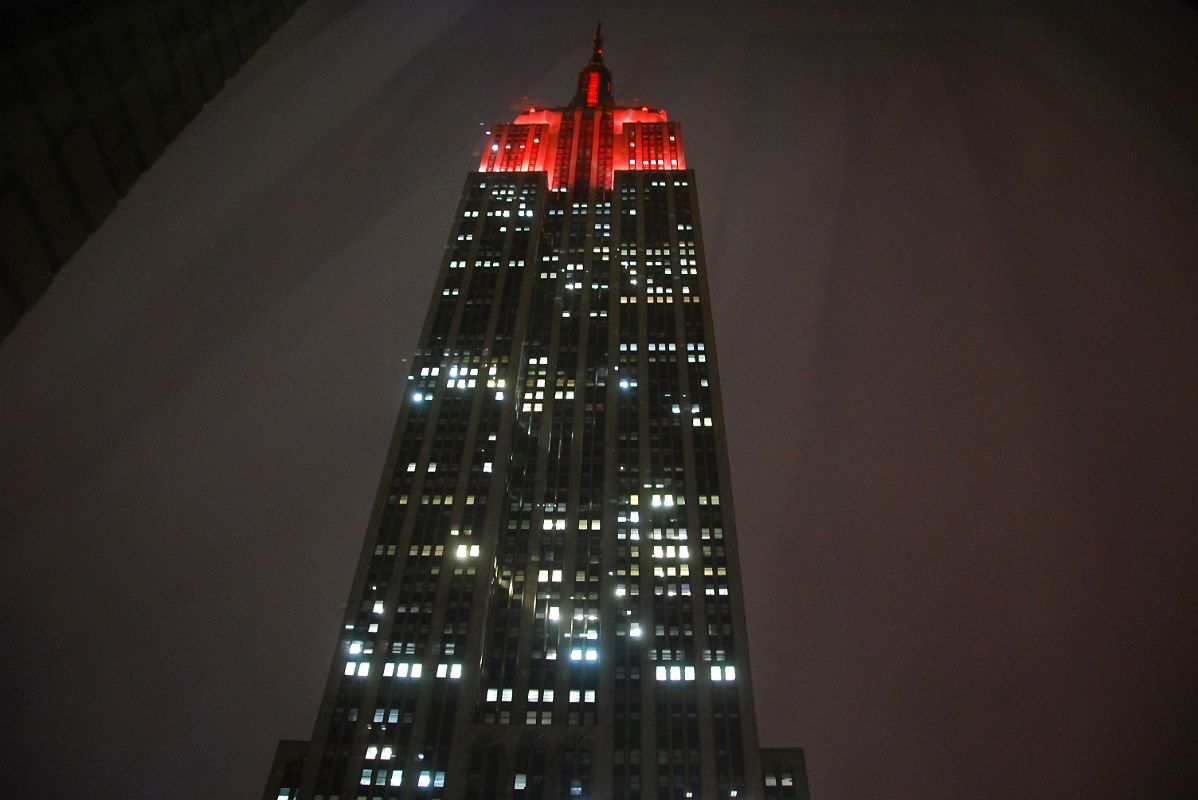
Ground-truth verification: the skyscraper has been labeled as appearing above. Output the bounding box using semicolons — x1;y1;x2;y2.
267;27;809;800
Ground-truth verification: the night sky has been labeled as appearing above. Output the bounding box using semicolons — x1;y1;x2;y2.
2;2;1196;798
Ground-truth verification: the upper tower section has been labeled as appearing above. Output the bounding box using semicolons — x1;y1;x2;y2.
477;26;686;191
570;24;614;108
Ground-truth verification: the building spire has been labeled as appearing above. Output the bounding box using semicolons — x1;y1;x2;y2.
592;22;603;63
571;21;613;107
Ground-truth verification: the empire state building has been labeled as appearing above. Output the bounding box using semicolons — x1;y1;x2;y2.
265;27;810;800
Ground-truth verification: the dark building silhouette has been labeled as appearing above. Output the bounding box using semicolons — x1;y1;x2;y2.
268;28;810;800
0;0;307;340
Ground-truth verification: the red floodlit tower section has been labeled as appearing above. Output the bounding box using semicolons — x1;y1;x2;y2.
479;25;686;191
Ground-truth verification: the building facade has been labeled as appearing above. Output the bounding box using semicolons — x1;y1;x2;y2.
0;0;308;340
268;29;809;800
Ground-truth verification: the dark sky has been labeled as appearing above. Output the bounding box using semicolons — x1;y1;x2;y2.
2;2;1196;798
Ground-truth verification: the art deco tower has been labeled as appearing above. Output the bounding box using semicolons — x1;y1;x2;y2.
266;28;810;800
